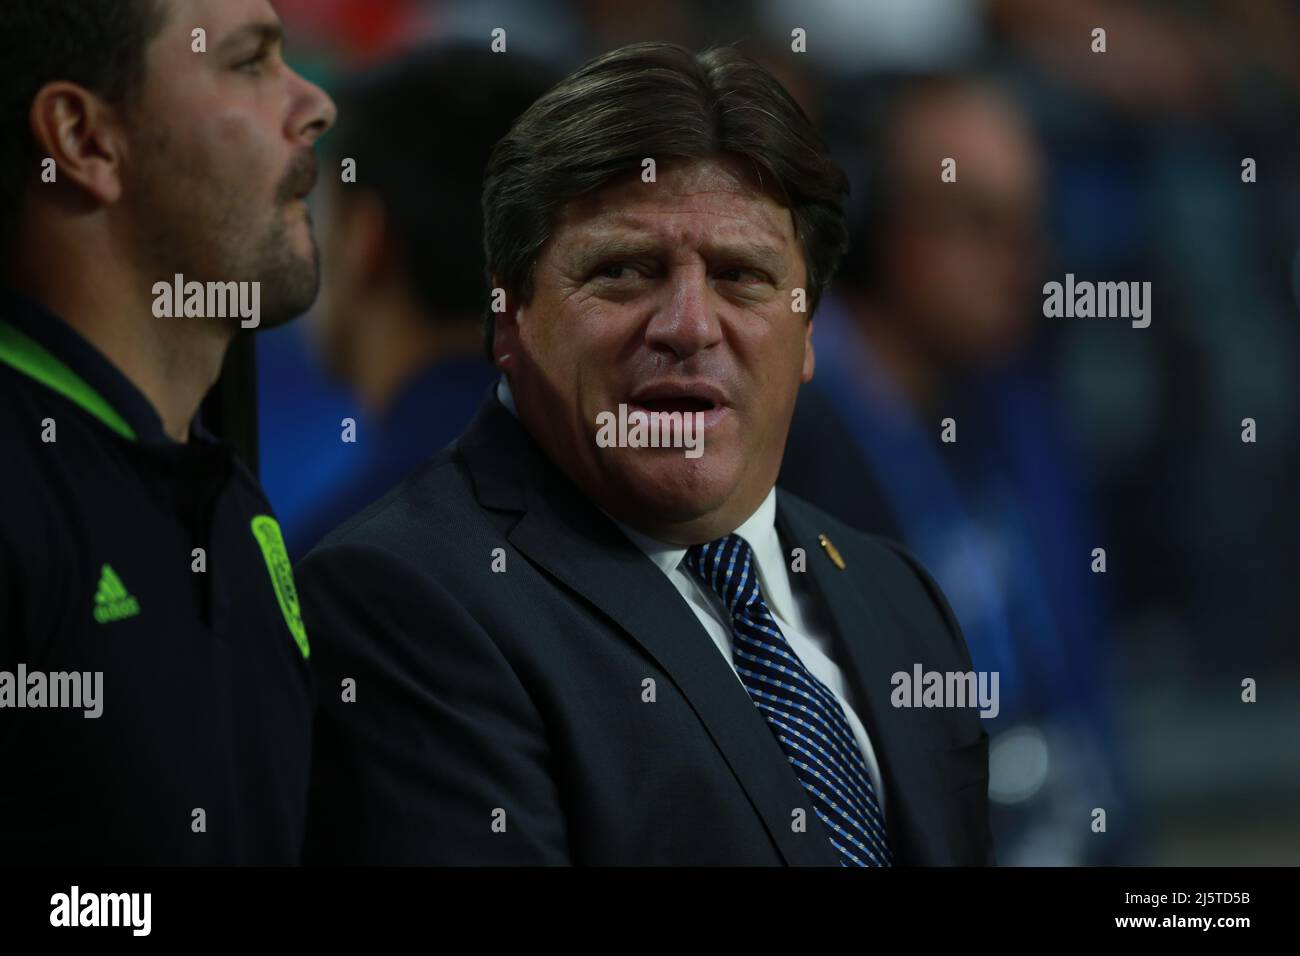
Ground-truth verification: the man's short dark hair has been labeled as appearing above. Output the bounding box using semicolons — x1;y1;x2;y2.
326;46;553;327
481;42;850;353
1;0;167;253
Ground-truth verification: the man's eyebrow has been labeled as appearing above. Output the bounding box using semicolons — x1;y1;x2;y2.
216;21;286;56
704;241;788;274
566;235;663;263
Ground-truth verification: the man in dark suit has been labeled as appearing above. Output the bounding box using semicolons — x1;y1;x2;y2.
298;42;993;866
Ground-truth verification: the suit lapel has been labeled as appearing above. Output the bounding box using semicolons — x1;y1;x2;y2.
511;486;846;866
775;494;947;864
459;395;841;866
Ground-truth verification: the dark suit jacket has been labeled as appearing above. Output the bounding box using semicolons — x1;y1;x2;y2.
297;391;994;865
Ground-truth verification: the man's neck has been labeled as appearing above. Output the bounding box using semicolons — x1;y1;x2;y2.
11;250;234;443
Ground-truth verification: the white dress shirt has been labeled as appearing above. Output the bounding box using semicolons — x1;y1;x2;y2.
495;378;886;809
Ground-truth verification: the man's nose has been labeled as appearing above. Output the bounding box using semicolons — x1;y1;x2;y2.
644;268;723;360
289;70;337;146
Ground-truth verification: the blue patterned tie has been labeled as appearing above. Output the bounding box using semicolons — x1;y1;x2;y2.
684;533;892;866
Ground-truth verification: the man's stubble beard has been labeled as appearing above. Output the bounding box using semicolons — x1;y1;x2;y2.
250;205;321;330
123;124;321;332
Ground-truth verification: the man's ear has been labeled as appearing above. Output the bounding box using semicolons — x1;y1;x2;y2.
491;279;522;373
29;82;125;207
801;318;816;384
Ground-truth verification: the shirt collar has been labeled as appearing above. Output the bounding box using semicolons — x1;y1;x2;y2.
615;488;792;617
496;375;519;417
0;286;175;445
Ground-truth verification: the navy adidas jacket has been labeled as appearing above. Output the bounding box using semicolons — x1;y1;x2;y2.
0;288;312;865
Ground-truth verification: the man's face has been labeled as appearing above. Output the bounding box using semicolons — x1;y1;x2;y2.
880;88;1043;367
496;157;814;545
120;0;335;329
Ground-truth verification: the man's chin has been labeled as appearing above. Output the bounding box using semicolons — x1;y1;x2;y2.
602;453;740;533
253;258;321;331
237;210;321;331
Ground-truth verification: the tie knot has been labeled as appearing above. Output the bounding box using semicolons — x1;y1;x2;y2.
683;533;760;615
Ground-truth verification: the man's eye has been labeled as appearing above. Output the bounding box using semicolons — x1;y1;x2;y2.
717;267;767;284
594;262;635;281
236;52;268;73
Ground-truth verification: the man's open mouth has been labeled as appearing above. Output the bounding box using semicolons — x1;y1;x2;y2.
628;382;726;415
625;383;731;430
635;397;714;414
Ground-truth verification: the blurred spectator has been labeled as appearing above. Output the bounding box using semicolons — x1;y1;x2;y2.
286;46;553;558
986;0;1300;675
987;0;1300;120
781;76;1134;864
982;1;1300;860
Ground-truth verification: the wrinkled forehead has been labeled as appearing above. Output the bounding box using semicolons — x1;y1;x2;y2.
550;155;798;257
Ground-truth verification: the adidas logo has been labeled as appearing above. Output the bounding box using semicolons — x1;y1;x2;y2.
94;564;141;624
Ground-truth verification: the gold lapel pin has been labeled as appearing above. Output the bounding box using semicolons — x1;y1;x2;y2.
818;534;846;570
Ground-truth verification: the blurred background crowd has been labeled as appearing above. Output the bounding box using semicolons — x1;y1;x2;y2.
258;0;1300;865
